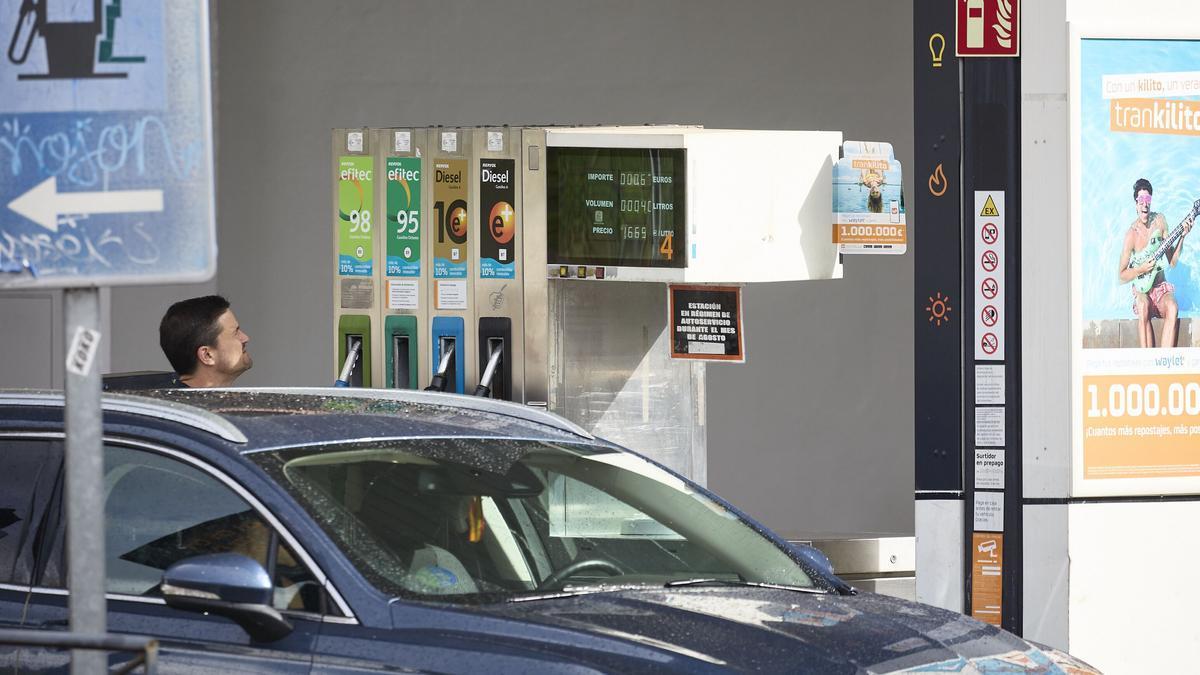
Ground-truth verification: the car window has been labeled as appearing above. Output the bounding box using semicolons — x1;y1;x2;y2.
99;445;333;615
252;439;816;602
0;439;63;587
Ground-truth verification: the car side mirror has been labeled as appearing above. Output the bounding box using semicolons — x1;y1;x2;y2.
788;542;836;577
161;552;293;643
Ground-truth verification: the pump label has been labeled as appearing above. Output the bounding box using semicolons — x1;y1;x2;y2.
479;159;516;279
386;156;422;277
337;155;374;276
433;159;468;279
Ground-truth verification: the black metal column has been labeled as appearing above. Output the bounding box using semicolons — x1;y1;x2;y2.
961;56;1023;635
914;2;963;496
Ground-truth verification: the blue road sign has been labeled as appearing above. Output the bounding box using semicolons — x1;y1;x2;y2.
0;0;214;288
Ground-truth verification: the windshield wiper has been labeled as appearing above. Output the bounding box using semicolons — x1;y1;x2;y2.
663;578;829;594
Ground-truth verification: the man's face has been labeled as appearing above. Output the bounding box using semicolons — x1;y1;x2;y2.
1136;189;1152;216
203;310;252;377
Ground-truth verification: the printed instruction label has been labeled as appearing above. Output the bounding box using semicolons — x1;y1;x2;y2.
436;279;468;310
388;279;420;310
975;448;1005;489
975;406;1005;447
975;364;1005;404
386;156;422;277
973;491;1004;532
337;155;374;276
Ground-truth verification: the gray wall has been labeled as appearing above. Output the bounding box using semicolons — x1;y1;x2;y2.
110;0;915;537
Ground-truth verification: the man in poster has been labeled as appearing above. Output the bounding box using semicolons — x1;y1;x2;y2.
1118;178;1193;347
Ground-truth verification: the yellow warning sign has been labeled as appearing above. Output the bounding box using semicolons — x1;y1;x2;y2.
980;195;1000;217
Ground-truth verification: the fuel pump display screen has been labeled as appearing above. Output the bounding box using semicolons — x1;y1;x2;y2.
547;147;686;269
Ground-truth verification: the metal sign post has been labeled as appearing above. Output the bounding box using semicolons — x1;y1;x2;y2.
63;288;105;674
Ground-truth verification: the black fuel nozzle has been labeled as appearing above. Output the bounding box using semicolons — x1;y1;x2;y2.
472;341;505;397
425;340;456;392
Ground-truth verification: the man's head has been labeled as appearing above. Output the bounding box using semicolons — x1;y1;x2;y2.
1134;178;1154;214
159;295;252;387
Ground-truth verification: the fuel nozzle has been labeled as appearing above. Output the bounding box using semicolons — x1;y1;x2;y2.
425;339;456;392
473;340;504;397
335;340;362;387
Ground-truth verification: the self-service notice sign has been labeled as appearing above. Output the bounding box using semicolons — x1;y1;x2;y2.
670;284;744;362
0;0;215;288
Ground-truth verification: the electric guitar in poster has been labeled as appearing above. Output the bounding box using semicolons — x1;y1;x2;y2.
1129;199;1200;294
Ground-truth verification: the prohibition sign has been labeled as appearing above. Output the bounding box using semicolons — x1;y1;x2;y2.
981;304;999;327
981;332;999;355
981;250;999;272
981;222;999;245
981;277;999;300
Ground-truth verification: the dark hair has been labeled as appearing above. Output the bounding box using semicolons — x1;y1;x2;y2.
1134;178;1153;200
159;295;230;375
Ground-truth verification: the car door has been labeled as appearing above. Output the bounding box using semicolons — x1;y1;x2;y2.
0;436;64;672
7;436;348;672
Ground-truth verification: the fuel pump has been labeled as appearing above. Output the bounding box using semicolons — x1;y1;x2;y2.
332;124;844;483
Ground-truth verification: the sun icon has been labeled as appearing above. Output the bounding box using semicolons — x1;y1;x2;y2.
926;292;952;327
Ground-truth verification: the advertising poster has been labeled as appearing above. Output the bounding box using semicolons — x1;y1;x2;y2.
337;155;373;277
386;156;421;278
433;159;467;279
832;141;906;255
1074;37;1200;493
479;159;516;279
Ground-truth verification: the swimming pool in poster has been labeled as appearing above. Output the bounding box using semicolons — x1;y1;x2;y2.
1074;35;1200;494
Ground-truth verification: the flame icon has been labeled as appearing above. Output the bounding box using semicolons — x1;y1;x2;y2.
928;163;948;197
994;0;1013;49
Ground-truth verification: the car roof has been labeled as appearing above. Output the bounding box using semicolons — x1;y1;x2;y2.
0;388;594;454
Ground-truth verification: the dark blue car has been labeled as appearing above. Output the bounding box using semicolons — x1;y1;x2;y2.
0;389;1098;673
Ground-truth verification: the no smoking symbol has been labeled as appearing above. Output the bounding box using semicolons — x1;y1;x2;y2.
981;277;999;300
981;305;999;327
981;250;999;272
981;222;999;245
981;332;999;355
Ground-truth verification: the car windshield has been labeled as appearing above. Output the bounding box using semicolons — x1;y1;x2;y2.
250;439;816;602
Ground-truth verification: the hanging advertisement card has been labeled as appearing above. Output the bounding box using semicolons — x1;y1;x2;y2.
832;141;906;255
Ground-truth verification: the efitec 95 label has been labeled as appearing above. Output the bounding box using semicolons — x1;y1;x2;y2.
386;156;421;278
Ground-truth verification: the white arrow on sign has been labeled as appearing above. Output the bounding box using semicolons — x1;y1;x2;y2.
6;176;164;233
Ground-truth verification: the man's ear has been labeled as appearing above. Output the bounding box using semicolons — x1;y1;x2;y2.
196;345;214;367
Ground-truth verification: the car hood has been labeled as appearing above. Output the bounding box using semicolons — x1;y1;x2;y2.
465;587;1095;673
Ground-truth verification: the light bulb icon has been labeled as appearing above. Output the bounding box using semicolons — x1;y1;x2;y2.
929;33;946;68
